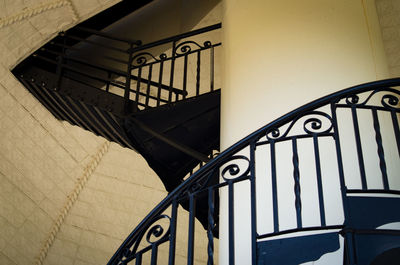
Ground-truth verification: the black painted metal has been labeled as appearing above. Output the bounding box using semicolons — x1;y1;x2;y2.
207;187;215;265
313;133;326;227
15;22;221;114
187;194;196;265
257;232;340;265
107;79;400;265
13;22;222;199
270;140;279;233
372;107;389;190
292;137;302;229
351;106;368;190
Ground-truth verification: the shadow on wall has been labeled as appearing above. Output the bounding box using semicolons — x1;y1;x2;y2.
69;0;221;71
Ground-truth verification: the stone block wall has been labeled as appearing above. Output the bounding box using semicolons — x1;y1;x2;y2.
0;0;396;265
376;0;400;76
0;1;213;264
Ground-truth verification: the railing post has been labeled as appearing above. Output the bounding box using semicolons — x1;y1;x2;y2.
210;46;214;92
250;141;257;265
168;199;178;265
124;43;134;114
168;41;176;103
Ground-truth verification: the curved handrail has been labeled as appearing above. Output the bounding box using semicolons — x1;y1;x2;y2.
108;78;400;264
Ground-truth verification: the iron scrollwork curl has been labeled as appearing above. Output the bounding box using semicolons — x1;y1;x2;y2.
175;40;213;56
220;155;251;181
131;52;167;67
266;111;333;140
345;88;400;111
118;214;171;264
303;112;333;135
381;93;400;111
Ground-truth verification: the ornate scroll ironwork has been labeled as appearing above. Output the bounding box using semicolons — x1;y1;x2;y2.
108;79;400;265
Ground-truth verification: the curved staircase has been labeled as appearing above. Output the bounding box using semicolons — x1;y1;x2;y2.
11;1;400;264
107;79;400;265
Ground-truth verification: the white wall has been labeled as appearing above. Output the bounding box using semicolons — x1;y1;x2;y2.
220;0;393;264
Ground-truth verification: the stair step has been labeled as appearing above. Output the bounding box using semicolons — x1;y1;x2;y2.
15;66;220;192
124;90;220;191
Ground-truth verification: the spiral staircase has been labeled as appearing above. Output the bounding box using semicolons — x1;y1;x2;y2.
12;1;400;264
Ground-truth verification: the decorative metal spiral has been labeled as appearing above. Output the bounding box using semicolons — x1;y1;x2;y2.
303;113;332;135
132;52;160;67
144;215;171;245
159;53;167;60
266;128;281;140
175;40;212;56
345;94;359;105
220;155;251;181
266;111;333;140
204;41;212;48
118;214;171;263
175;41;203;55
344;88;400;110
381;94;400;111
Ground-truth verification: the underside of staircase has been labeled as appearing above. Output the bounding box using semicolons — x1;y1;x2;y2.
14;65;220;192
12;0;222;230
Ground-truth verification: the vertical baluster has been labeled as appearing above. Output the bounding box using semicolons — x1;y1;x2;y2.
196;50;201;96
351;106;367;189
210;46;214;92
169;41;176;103
228;180;235;265
391;110;400;157
183;54;188;99
151;244;158;265
135;253;142;265
124;43;133;113
135;66;142;103
372;108;389;190
313;134;326;227
168;199;178;265
250;141;257;265
270;140;279;233
175;89;179;102
145;64;153;108
207;188;214;265
292;137;302;229
187;194;196;265
157;59;164;107
330;103;349;217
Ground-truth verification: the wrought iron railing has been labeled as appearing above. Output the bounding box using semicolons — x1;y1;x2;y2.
107;79;400;264
31;23;221;114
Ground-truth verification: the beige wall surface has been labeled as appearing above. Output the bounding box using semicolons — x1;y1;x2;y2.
0;0;219;264
0;0;397;265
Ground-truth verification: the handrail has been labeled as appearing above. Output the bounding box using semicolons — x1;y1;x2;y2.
129;23;222;53
108;78;400;264
31;23;221;113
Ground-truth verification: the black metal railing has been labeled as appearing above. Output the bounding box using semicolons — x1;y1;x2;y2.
31;23;221;114
108;79;400;264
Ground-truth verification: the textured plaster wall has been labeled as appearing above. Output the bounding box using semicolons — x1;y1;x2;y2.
376;0;400;76
0;1;214;264
0;0;393;265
